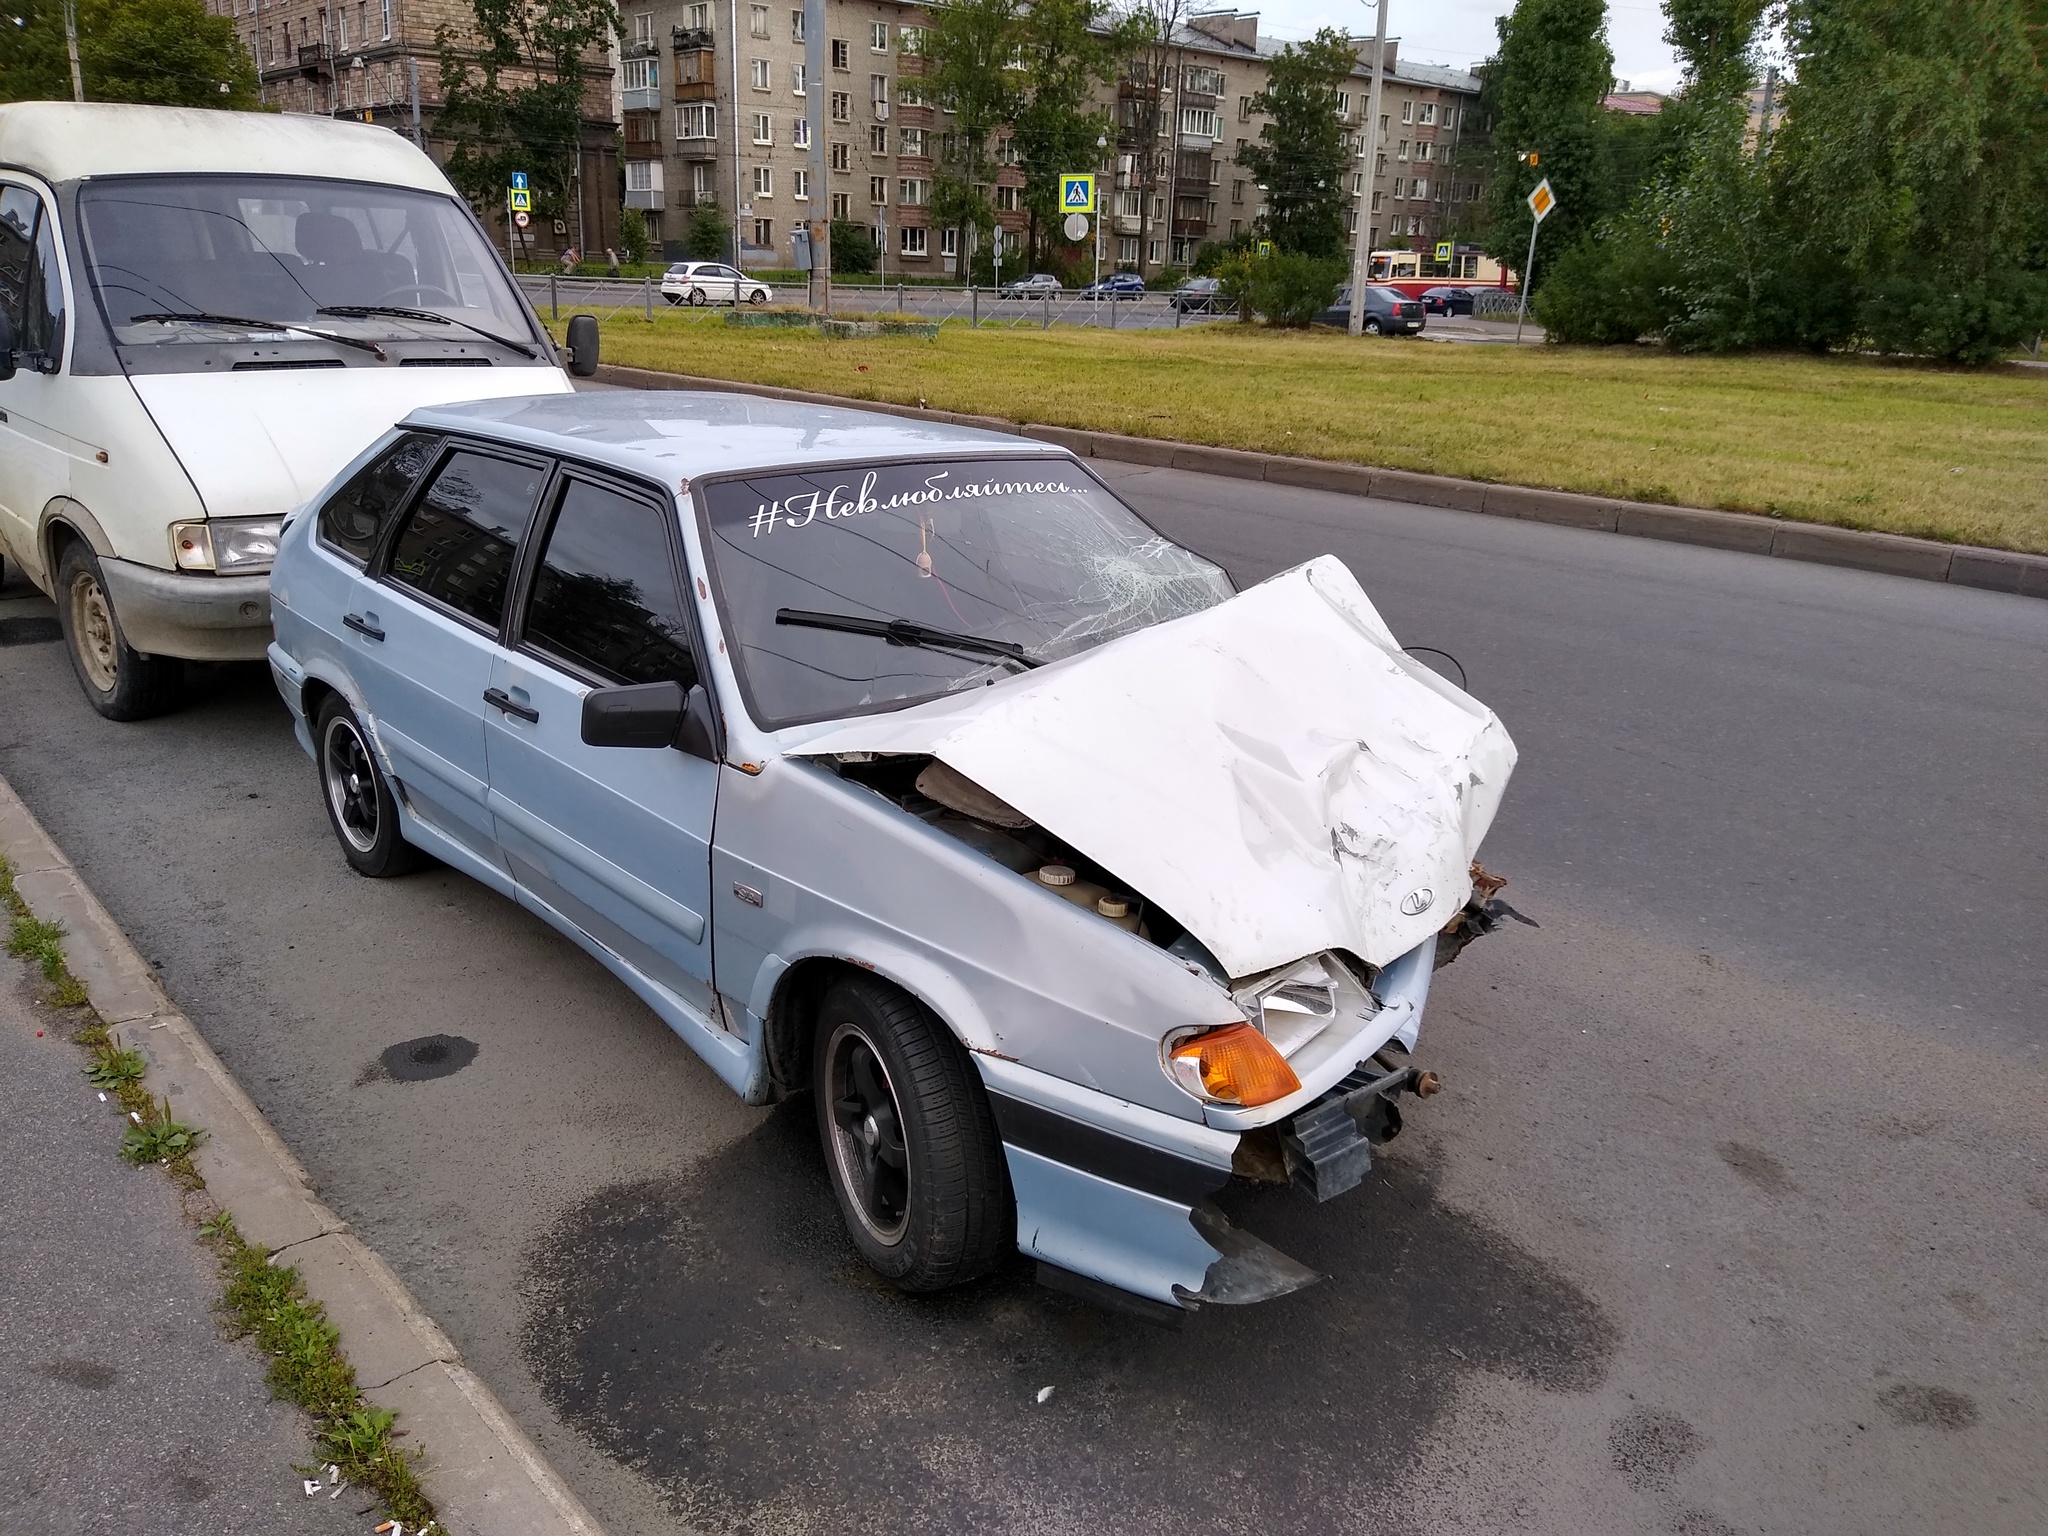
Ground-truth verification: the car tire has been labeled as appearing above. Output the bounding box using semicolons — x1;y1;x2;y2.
748;288;768;305
687;288;706;306
1364;317;1383;335
813;975;1010;1292
54;541;184;722
314;694;424;878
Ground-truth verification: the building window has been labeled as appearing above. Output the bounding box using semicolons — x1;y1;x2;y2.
750;58;770;89
793;116;809;148
753;218;772;247
622;57;658;91
900;226;927;256
870;20;888;51
1397;139;1409;160
1228;218;1242;237
1370;190;1382;212
1231;179;1244;205
898;177;927;205
685;2;708;28
749;3;768;37
1350;172;1362;194
753;165;773;197
1376;152;1388;175
831;91;851;122
899;126;925;157
1392;178;1404;199
995;184;1018;210
678;103;717;139
831;37;849;69
869;124;888;152
380;0;390;39
899;24;925;54
869;175;888;204
1237;95;1255;121
871;75;889;117
994;135;1017;165
693;162;716;197
1400;99;1413;124
831;191;849;218
1336;91;1350;117
792;61;804;95
1443;106;1457;129
1117;236;1139;262
1147;239;1161;264
793;168;809;200
626;159;657;193
830;141;850;171
752;112;773;144
940;228;956;256
1418;101;1436;125
1178;106;1217;138
1183;64;1223;95
1415;141;1432;162
789;7;801;39
632;10;654;42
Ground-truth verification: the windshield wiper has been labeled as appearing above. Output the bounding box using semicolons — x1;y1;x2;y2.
316;304;539;359
776;608;1042;669
126;311;386;359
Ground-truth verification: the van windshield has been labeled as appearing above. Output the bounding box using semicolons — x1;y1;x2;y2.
78;174;533;350
700;457;1235;728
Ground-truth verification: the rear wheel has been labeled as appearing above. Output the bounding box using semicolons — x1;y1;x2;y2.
1364;317;1384;335
315;694;424;878
813;976;1009;1291
54;542;184;721
687;288;706;307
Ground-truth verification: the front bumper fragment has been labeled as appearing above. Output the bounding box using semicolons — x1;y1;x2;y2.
98;558;272;661
1277;1055;1437;1202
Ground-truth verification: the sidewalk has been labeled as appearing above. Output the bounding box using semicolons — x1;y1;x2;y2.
0;951;360;1534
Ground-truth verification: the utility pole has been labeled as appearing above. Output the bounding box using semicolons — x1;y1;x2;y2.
804;0;828;309
729;0;743;269
409;55;423;147
63;0;83;100
1755;64;1778;157
1346;0;1387;337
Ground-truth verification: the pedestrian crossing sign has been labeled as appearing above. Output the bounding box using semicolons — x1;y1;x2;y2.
1435;240;1452;262
1060;175;1095;213
509;188;532;212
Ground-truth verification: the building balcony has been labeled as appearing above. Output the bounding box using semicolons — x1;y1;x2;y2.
675;137;719;159
671;26;713;50
621;85;661;112
1111;213;1142;235
623;138;663;161
626;188;664;209
673;77;715;101
623;39;658;59
1172;217;1208;236
1177;131;1218;152
297;43;332;79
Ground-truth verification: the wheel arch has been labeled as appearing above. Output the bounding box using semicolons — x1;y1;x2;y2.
760;951;995;1101
37;497;115;586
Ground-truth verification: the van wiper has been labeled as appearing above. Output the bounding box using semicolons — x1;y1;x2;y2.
127;311;386;359
316;305;539;359
776;608;1042;669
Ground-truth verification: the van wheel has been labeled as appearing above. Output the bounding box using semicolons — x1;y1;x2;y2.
55;543;184;721
314;694;424;877
813;976;1009;1292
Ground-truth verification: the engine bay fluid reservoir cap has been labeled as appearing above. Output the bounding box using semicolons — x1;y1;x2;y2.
1037;864;1076;887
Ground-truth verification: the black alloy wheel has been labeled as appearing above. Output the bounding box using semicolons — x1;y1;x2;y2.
315;694;424;878
812;976;1010;1291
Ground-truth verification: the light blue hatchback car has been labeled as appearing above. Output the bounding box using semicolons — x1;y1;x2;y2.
268;390;1519;1319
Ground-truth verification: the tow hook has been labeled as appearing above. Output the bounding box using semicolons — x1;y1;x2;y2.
1277;1054;1442;1202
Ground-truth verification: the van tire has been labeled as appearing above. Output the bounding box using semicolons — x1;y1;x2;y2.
55;542;185;721
813;976;1010;1292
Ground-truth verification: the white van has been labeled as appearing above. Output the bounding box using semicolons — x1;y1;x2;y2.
0;103;586;719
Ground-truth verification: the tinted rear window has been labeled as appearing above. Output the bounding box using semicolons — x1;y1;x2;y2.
318;432;439;565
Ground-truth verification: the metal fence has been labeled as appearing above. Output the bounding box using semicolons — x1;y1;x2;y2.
1470;288;1526;319
515;274;1232;333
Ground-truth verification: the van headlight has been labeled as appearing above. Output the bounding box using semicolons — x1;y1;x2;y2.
170;516;284;574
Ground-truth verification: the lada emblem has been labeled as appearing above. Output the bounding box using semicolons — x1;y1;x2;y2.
1400;887;1435;916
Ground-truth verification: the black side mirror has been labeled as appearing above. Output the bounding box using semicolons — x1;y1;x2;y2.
0;310;15;382
582;680;683;747
565;313;600;377
581;680;720;760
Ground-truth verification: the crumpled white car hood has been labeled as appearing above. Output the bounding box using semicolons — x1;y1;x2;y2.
791;556;1517;979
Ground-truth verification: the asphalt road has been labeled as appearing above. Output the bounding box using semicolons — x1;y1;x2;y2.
0;454;2042;1536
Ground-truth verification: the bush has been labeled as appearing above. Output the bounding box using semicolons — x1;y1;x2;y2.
1533;224;1673;345
1248;252;1345;327
1190;234;1253;277
1146;266;1186;292
617;209;652;267
683;202;732;262
830;219;878;274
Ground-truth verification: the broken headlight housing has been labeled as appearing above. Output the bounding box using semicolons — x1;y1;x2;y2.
170;515;284;574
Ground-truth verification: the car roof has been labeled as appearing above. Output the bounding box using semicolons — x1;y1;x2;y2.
0;102;454;192
401;389;1069;485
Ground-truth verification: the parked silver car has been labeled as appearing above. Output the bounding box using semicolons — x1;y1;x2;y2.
661;261;773;306
266;391;1518;1316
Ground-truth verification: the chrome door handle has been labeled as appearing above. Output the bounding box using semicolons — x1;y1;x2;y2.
483;687;539;723
343;612;384;641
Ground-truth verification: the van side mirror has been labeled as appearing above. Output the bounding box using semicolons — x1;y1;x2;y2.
581;680;719;760
0;310;15;382
565;313;599;377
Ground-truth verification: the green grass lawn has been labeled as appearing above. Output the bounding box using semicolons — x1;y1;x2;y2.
567;312;2048;554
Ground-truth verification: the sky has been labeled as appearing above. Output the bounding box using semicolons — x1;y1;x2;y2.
1254;0;1685;95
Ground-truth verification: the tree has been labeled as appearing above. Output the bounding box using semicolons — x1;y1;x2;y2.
1235;28;1354;259
919;0;1023;278
1477;0;1614;285
1773;0;2048;361
617;204;652;265
436;0;620;231
830;218;878;274
1112;0;1189;274
1008;0;1138;268
0;0;258;106
683;200;731;260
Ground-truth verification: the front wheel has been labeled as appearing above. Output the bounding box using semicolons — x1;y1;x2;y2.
314;695;424;878
813;976;1009;1292
747;288;769;306
55;542;184;721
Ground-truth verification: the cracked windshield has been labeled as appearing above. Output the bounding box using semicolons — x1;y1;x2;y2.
78;174;534;360
702;458;1235;727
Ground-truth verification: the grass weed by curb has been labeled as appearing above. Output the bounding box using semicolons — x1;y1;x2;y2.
0;853;439;1530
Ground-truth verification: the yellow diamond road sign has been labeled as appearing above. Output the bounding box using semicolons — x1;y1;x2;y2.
1526;178;1556;222
1061;175;1095;213
508;188;532;212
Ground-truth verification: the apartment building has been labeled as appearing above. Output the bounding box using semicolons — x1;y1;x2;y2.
614;3;1482;274
207;0;620;260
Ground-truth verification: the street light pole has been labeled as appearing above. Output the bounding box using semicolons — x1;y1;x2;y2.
1094;132;1107;293
1345;0;1387;338
62;0;84;101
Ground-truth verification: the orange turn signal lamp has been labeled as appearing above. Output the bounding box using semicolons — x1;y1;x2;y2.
1166;1022;1302;1107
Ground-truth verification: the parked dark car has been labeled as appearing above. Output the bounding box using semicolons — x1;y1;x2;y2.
997;273;1062;299
1169;276;1227;314
1315;284;1426;334
1420;285;1476;316
1077;272;1147;299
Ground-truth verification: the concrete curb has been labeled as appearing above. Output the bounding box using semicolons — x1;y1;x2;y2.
594;362;2048;600
0;774;604;1536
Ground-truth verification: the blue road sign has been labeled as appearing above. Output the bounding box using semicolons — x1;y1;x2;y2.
509;171;529;192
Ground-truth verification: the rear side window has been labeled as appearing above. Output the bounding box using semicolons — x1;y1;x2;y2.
317;432;439;565
522;477;697;687
383;450;544;628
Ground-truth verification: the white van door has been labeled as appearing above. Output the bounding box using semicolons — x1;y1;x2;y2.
0;182;73;583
